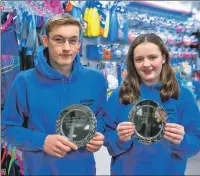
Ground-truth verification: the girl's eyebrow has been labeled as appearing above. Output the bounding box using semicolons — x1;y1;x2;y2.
134;54;159;59
134;56;143;59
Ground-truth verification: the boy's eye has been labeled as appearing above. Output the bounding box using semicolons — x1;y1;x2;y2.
69;39;78;44
54;38;64;43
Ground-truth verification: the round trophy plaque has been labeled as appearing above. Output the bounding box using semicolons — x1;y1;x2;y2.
56;104;96;148
129;100;167;145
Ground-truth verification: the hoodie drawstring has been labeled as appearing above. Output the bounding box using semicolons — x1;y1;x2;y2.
60;76;71;110
60;77;64;110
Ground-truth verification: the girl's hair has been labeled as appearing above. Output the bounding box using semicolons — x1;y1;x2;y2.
120;33;179;105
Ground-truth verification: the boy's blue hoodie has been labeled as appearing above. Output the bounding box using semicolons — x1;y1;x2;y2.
104;83;200;175
1;46;107;175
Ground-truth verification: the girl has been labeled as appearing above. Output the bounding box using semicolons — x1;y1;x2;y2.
104;33;200;175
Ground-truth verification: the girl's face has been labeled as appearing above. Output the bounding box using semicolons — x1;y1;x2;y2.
133;42;166;86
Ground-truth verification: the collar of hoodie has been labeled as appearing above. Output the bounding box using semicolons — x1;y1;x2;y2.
34;45;83;81
34;45;83;109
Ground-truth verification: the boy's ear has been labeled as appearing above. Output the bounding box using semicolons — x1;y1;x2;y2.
78;40;82;50
42;35;49;47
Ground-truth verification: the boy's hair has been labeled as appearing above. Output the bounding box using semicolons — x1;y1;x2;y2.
45;13;82;36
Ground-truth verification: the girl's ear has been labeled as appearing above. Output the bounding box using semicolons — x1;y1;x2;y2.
162;55;166;64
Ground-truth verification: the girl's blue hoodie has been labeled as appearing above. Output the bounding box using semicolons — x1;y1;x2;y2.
104;83;200;175
2;46;107;175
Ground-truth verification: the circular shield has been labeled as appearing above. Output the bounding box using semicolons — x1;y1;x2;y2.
129;100;166;145
56;104;96;148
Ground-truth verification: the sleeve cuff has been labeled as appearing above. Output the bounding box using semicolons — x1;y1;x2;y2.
170;133;188;150
116;136;134;151
33;132;48;151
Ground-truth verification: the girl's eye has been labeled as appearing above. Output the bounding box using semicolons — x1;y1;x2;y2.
149;56;157;60
135;58;143;62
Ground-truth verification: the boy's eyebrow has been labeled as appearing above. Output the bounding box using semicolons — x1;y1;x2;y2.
52;35;79;38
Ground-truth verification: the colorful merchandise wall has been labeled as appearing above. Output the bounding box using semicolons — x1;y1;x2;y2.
80;1;200;98
1;1;200;175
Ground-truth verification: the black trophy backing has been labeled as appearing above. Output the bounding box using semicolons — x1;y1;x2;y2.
129;100;167;145
56;104;96;148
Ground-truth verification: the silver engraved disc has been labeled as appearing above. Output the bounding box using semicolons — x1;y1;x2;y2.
129;100;166;145
56;104;96;148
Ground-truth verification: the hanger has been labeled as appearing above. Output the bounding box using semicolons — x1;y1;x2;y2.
0;6;13;12
1;12;14;32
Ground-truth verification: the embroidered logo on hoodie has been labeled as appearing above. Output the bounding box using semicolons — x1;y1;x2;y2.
80;98;94;108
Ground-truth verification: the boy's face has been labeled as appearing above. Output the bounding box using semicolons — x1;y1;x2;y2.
42;24;81;69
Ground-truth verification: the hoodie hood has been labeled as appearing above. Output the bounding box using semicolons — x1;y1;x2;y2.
34;45;83;80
